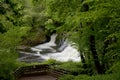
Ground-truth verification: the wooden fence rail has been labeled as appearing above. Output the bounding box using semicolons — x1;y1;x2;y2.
13;64;69;80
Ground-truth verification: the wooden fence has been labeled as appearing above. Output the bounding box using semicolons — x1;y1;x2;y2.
13;64;69;80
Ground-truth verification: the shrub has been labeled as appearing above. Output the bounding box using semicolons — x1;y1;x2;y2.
59;75;75;80
58;61;84;75
43;59;62;65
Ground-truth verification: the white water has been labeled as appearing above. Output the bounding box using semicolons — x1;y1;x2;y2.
39;45;81;62
31;34;57;52
19;34;81;62
31;34;81;62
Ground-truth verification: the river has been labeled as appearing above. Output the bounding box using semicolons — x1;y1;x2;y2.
18;34;81;62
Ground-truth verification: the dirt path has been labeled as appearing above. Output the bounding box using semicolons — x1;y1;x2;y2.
18;75;57;80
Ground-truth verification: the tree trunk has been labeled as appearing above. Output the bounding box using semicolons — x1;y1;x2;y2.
81;52;85;63
89;35;103;74
80;52;88;68
101;40;109;73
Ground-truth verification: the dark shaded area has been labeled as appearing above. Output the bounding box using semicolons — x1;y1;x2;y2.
0;6;6;14
89;35;103;74
81;3;89;12
0;23;6;33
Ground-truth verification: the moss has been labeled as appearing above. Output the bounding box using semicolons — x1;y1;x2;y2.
20;28;47;46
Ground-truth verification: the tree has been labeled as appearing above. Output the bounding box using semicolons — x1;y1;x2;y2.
46;0;120;74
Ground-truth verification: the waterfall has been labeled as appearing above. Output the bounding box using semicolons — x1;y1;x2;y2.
33;34;57;49
40;44;81;62
18;34;81;62
58;40;68;52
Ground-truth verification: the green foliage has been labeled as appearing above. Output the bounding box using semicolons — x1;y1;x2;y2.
0;26;30;79
59;75;75;80
0;48;20;80
0;0;48;79
43;59;87;75
58;61;85;75
0;26;30;48
43;59;62;65
106;62;120;74
59;74;120;80
74;74;114;80
46;0;120;74
1;0;120;79
45;19;56;32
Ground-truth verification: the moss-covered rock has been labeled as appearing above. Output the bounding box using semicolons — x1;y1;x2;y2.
20;28;47;46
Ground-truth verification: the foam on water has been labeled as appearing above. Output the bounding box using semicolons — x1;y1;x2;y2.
40;45;81;62
19;34;81;62
34;34;57;49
